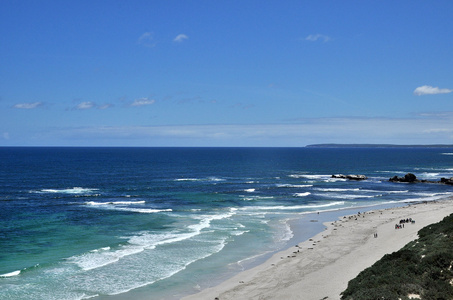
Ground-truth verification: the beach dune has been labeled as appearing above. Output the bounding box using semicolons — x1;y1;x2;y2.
182;200;453;300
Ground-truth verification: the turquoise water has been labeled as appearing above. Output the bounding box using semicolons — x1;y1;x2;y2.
1;147;453;299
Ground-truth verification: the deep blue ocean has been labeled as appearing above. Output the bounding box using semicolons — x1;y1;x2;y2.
1;147;453;299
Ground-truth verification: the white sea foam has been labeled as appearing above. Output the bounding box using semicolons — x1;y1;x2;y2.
114;208;173;214
324;178;347;182
411;192;453;197
442;153;453;155
386;190;409;194
314;188;360;192
277;184;313;188
175;177;225;182
419;172;441;178
175;178;200;181
85;200;146;206
317;193;377;199
288;174;329;179
281;222;294;242
81;294;100;299
100;236;230;296
93;247;111;252
240;195;274;201
0;270;21;277
293;192;311;197
207;177;226;182
397;192;453;203
354;189;406;194
315;188;409;197
189;210;236;233
35;187;99;194
68;245;145;271
127;210;236;254
84;200;171;213
231;230;250;236
244;201;345;211
244;188;255;193
68;217;226;272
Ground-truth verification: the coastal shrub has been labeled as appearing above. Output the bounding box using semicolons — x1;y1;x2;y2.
341;213;453;300
422;278;453;300
342;287;400;300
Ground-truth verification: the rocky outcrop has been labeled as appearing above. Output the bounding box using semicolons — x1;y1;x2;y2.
332;174;367;180
389;173;453;185
440;177;453;185
389;173;418;183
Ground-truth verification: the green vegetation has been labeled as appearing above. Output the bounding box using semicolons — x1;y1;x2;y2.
341;213;453;300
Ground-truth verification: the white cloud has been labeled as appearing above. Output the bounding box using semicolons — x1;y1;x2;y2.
138;32;156;47
413;85;453;96
305;34;331;42
131;98;155;107
12;102;42;109
75;101;95;110
138;32;152;42
173;34;188;42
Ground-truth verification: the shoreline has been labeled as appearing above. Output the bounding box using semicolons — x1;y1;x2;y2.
182;198;453;300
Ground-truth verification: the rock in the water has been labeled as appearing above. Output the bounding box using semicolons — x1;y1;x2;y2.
440;177;453;185
404;173;417;182
332;174;367;180
389;173;418;183
390;173;453;185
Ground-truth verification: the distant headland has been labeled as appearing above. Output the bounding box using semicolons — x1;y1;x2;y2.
305;144;453;148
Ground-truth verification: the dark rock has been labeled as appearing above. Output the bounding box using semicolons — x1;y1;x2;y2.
404;173;417;182
389;173;419;183
440;177;453;185
389;173;453;185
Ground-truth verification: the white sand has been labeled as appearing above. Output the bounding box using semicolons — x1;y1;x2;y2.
182;199;453;300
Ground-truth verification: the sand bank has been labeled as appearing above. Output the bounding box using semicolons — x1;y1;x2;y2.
182;199;453;300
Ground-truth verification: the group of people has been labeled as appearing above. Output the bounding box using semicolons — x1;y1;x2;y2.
395;218;414;229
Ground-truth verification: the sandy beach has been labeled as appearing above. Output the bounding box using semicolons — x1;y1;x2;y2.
182;199;453;300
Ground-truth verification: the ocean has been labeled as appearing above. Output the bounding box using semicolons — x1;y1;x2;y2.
1;147;453;299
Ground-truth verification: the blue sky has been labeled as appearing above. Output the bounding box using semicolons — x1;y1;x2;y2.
1;0;452;146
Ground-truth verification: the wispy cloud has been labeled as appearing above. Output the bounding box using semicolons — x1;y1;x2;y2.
131;98;155;107
422;128;453;134
12;102;43;109
413;85;453;96
75;101;95;110
417;112;453;118
138;32;156;48
173;34;188;43
305;34;331;42
73;101;113;110
98;104;113;110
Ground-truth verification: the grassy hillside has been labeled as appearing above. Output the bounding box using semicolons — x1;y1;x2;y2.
341;213;453;300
